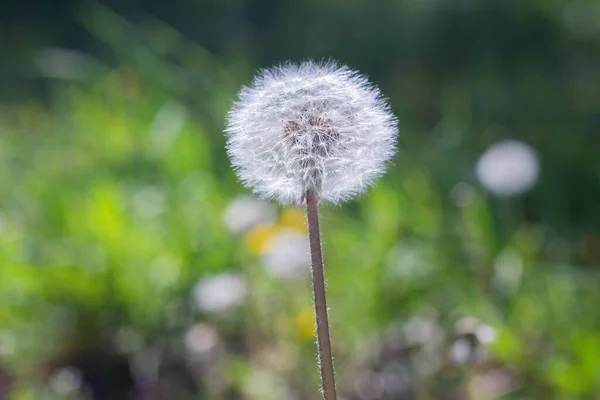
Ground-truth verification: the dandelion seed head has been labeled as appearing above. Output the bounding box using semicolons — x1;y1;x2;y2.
225;60;398;204
222;195;277;235
192;273;247;314
261;229;310;280
476;139;539;197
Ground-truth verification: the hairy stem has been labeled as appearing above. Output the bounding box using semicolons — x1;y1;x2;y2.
306;190;337;400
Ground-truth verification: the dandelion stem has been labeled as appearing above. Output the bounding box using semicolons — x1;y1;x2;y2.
306;189;337;400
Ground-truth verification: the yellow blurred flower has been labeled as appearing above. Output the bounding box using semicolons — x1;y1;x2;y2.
242;208;306;256
295;308;316;341
244;223;277;255
279;208;307;233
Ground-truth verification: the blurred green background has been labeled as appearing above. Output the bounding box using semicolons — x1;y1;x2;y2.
1;0;600;399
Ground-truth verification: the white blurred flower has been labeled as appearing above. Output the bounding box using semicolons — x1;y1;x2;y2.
222;195;277;234
225;60;398;204
469;368;516;399
404;315;444;348
450;338;473;364
453;317;497;364
411;325;445;374
455;316;481;336
192;273;247;314
261;229;310;280
475;324;497;345
450;338;490;365
476;139;539;197
185;323;221;357
48;367;82;396
456;317;497;344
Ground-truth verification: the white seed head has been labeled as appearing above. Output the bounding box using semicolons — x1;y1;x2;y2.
222;195;277;235
476;139;539;197
225;60;398;204
261;229;310;280
192;273;247;314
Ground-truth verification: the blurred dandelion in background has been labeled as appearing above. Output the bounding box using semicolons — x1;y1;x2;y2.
261;229;310;280
192;273;248;314
185;323;221;359
450;317;498;366
223;196;277;235
476;139;540;197
48;367;83;397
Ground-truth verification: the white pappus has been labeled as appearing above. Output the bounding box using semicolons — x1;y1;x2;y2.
225;60;398;205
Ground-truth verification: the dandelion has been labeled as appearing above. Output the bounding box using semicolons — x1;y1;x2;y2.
452;317;498;365
48;367;83;397
192;273;247;315
261;229;310;280
476;139;539;197
225;60;398;400
222;195;277;235
225;60;397;205
185;323;221;358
